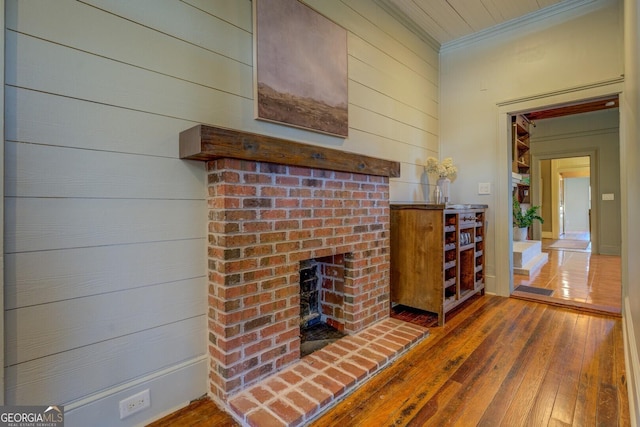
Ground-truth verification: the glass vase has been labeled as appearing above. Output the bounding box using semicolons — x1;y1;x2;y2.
437;177;450;204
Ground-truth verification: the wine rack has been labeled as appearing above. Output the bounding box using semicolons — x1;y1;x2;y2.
390;205;487;326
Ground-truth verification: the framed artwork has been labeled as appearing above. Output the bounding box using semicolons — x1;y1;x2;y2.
254;0;348;137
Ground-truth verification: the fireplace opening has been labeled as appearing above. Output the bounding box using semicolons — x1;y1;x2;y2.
299;254;348;357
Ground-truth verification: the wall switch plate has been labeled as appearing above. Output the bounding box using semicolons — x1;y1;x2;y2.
602;193;615;201
478;182;491;195
119;389;151;419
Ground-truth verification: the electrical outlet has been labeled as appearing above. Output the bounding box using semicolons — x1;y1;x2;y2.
119;389;150;420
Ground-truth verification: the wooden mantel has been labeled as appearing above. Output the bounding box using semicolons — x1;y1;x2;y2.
179;125;401;178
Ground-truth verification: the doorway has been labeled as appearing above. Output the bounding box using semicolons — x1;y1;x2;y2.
509;108;621;314
540;156;592;248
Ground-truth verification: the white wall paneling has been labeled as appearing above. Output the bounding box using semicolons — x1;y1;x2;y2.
6;316;206;405
4;0;439;423
65;358;208;426
5;239;205;310
5;87;196;158
5;198;206;253
6;277;205;366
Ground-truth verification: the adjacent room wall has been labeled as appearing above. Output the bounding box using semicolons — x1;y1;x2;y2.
540;160;552;235
530;110;620;255
3;0;439;424
439;0;624;295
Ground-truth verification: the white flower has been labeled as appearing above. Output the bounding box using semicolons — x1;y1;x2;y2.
425;157;457;179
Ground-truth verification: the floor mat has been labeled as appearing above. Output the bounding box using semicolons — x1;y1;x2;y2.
549;239;590;250
515;285;554;296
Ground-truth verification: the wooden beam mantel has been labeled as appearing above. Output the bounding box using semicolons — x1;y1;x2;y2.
179;125;401;178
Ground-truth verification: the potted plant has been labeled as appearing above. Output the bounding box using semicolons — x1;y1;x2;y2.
513;198;544;241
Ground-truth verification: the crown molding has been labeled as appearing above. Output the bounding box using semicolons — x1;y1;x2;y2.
440;0;602;52
373;0;441;52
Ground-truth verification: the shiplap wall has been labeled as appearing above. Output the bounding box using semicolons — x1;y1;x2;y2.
4;0;439;425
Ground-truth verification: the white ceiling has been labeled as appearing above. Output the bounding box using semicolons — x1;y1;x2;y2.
380;0;586;46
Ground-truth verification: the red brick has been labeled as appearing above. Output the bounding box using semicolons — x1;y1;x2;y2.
345;353;378;374
289;230;312;240
262;186;288;197
228;395;259;418
218;184;257;196
245;339;274;357
289;166;312;176
261;209;288;220
246;408;285;427
286;390;319;418
244;173;273;185
279;370;304;386
243;221;273;233
244;244;273;258
244;363;274;385
261;232;287;243
260;321;287;338
276;198;300;208
290;188;312;198
298;382;333;407
324;366;356;388
269;398;303;425
312;374;345;397
276;176;300;186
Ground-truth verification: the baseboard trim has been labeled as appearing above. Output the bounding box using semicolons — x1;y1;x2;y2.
624;297;640;427
65;356;208;427
485;274;496;295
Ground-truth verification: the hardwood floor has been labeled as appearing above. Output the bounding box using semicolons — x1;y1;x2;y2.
148;295;630;426
513;239;621;314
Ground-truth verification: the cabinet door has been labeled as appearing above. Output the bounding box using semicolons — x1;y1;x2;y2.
390;209;443;314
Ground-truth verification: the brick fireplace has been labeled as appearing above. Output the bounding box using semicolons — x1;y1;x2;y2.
180;125;428;424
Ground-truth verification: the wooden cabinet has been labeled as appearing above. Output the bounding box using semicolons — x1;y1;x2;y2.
512;114;531;204
390;205;486;326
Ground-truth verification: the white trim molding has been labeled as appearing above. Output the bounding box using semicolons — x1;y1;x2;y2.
494;79;623;297
624;296;640;427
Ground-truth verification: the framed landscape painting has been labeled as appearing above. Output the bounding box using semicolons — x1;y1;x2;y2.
254;0;348;137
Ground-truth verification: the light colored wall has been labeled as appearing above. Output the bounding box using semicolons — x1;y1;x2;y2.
563;177;590;232
440;0;624;295
4;0;439;424
530;111;620;254
540;159;552;234
622;0;640;423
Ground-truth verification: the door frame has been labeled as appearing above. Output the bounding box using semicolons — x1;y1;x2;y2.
531;152;597;250
495;79;623;297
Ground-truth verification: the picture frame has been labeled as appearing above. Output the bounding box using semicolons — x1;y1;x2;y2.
253;0;348;137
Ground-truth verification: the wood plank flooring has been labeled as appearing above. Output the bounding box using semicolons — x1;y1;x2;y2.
147;295;630;426
513;239;621;314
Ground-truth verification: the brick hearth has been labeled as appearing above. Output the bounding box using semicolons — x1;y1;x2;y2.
228;317;428;426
